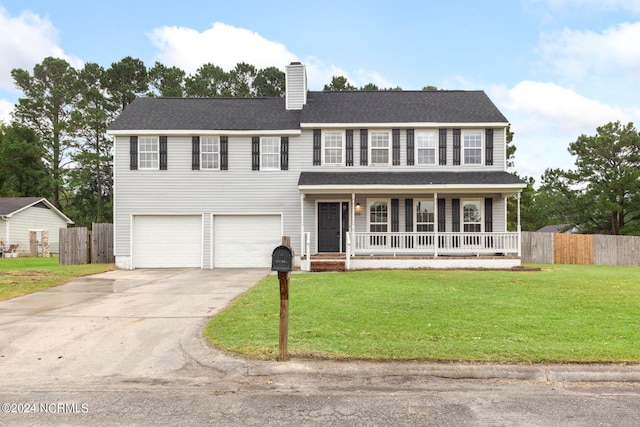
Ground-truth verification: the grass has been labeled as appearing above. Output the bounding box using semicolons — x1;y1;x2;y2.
0;257;114;301
204;265;640;363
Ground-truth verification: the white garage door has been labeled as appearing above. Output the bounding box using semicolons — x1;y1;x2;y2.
133;215;202;268
214;215;282;268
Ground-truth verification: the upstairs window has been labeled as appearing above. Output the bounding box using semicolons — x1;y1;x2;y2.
139;136;159;169
463;131;482;165
323;131;344;165
201;136;219;169
370;131;390;165
260;137;280;170
416;131;436;165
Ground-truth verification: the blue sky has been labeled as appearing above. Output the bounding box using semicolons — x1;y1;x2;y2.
1;0;639;182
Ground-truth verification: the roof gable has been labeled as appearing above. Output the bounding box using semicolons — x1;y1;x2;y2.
0;197;73;223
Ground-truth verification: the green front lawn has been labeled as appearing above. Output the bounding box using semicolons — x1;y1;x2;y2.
0;257;114;301
205;265;640;363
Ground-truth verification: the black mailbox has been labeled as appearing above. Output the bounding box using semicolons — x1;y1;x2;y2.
271;245;293;272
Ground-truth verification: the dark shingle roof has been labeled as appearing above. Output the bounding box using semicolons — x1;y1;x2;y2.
298;171;525;187
108;90;508;132
0;197;44;216
301;90;508;124
108;97;301;131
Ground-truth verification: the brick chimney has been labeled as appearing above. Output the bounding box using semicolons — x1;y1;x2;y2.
285;62;307;110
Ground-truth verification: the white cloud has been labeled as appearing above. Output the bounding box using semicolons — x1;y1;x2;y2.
0;99;13;123
148;22;392;91
148;22;298;75
489;81;639;179
538;22;640;81
0;6;82;91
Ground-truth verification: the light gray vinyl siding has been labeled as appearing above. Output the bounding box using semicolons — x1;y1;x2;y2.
2;207;68;254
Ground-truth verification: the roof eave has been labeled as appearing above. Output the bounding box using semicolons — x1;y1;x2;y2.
298;183;527;195
300;122;509;129
107;129;302;136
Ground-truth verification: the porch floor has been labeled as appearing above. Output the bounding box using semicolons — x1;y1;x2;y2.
303;253;522;272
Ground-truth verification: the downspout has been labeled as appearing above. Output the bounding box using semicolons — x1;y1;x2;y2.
517;192;522;257
300;193;305;270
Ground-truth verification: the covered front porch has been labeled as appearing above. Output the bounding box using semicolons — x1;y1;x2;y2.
297;171;527;271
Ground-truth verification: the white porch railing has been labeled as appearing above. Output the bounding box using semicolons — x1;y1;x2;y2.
352;232;520;256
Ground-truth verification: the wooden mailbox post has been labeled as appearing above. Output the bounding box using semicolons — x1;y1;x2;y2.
271;244;293;361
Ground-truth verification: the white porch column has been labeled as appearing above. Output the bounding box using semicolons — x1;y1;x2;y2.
351;193;356;258
433;192;438;258
517;192;522;257
300;193;305;261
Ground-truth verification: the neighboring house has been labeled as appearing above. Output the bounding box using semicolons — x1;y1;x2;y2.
537;224;578;233
0;197;73;255
107;62;527;270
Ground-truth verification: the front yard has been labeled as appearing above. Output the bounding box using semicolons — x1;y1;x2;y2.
0;257;114;301
205;265;640;363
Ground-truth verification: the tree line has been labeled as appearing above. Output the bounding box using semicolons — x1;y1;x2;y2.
1;56;639;235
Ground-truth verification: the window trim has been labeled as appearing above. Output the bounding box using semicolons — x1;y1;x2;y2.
260;136;280;171
367;198;391;233
200;136;220;170
462;199;483;232
415;199;435;232
321;130;345;166
462;130;483;165
369;130;391;166
138;136;159;170
415;130;438;165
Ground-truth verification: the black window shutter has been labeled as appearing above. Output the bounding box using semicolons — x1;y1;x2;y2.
191;136;200;170
485;198;493;232
406;129;414;166
280;137;288;170
439;129;447;165
252;136;260;170
438;198;446;232
129;136;138;170
346;129;354;166
453;129;461;166
405;199;413;232
392;129;400;166
313;129;321;165
485;129;494;166
159;136;168;170
220;136;228;170
391;199;399;232
360;129;368;166
452;198;460;232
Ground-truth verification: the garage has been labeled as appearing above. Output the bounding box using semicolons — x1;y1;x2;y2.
213;214;282;268
133;215;202;268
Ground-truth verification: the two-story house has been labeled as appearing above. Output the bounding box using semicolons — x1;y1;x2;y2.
107;62;526;270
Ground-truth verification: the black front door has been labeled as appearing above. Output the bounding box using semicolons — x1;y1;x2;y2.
318;202;341;252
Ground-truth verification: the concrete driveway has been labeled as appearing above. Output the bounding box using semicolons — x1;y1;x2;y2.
0;268;269;388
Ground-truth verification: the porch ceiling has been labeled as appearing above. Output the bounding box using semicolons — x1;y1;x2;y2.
298;171;527;195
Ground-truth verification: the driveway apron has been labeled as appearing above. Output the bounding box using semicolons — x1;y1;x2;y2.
0;268;269;388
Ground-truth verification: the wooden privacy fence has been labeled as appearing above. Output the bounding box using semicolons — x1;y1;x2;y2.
59;223;114;265
521;232;640;266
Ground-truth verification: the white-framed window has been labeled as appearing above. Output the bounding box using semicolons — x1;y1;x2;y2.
323;131;344;165
368;199;389;232
415;200;435;232
463;131;482;165
370;131;390;165
416;131;437;165
201;136;219;170
462;200;482;232
139;136;159;170
261;136;280;170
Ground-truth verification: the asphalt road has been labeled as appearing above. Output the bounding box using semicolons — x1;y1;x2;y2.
1;268;639;426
